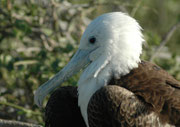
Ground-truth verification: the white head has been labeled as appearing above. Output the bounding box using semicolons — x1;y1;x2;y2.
34;12;144;126
79;12;143;79
77;12;144;126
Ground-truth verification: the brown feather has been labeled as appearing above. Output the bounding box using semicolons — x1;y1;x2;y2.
45;86;86;127
108;60;180;126
88;85;174;127
45;61;180;127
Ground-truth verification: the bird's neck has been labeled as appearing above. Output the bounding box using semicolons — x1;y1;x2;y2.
77;56;140;127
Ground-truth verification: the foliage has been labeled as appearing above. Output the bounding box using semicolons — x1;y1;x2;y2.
0;0;180;125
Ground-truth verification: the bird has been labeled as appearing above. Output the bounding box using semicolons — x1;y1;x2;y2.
34;12;180;127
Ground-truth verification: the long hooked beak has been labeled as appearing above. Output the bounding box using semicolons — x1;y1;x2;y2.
34;49;94;107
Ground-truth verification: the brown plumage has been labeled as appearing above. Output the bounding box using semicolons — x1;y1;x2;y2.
88;86;173;127
45;86;86;127
88;61;180;127
45;61;180;127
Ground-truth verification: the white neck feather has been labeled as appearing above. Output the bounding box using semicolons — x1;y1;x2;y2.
77;12;143;127
78;54;140;127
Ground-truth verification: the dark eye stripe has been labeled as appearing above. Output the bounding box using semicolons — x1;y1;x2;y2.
89;37;96;44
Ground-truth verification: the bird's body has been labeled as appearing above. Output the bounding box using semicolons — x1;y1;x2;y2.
88;60;180;127
34;12;180;127
45;61;180;127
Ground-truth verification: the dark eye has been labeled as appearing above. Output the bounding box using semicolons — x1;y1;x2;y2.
89;36;96;44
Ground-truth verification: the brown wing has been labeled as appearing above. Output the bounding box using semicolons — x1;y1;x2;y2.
45;86;86;127
88;85;173;127
109;61;180;126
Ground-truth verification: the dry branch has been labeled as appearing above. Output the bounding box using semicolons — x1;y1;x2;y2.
0;119;42;127
150;22;180;62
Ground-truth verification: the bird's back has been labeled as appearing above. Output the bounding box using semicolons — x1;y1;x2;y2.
108;60;180;126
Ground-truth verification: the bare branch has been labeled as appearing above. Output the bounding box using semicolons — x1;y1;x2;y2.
150;22;180;62
0;119;42;127
130;0;143;17
0;101;41;116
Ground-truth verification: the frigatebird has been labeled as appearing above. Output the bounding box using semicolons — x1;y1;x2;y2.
34;12;180;127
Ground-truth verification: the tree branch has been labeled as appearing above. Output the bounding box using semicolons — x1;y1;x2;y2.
0;119;42;127
0;101;41;116
150;22;180;62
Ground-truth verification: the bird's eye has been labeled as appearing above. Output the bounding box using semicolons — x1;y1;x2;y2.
89;36;96;44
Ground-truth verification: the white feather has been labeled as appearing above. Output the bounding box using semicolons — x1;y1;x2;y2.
77;12;144;127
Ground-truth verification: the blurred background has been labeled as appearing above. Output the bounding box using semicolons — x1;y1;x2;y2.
0;0;180;126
